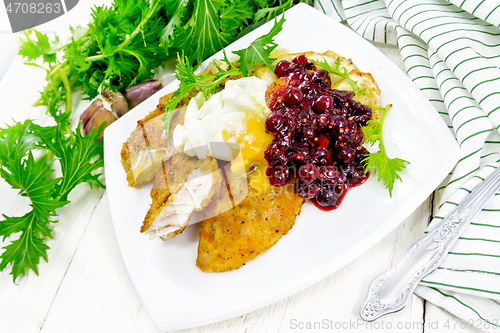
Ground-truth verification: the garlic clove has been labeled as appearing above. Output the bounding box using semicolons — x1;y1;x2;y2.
80;98;103;124
126;80;162;107
100;88;129;119
111;93;129;118
84;107;116;140
81;88;131;139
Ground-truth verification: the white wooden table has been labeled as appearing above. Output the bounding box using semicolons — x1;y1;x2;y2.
0;4;483;333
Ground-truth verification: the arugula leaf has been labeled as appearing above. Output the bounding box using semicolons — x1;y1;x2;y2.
314;57;366;94
0;121;39;186
0;121;103;281
363;147;409;197
0;152;64;241
233;15;284;76
361;104;410;197
21;0;170;122
83;0;168;95
362;120;381;146
161;0;190;47
0;123;63;281
0;219;51;279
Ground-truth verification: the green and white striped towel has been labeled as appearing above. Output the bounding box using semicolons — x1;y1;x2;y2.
314;0;500;330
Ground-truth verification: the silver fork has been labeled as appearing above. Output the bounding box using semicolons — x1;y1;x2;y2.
360;165;500;321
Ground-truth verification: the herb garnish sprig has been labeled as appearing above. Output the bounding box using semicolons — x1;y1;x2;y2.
0;121;104;282
361;104;410;197
314;58;366;94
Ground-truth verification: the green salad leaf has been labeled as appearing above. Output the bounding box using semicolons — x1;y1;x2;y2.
163;0;233;67
19;0;308;127
18;29;60;63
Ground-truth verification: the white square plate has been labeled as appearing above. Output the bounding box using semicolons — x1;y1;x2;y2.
104;4;460;331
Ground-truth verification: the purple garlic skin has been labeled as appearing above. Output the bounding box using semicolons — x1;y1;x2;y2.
80;89;129;141
84;108;116;141
126;80;162;107
80;99;103;125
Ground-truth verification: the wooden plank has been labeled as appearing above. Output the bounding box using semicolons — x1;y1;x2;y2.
0;55;47;126
39;193;159;333
0;52;107;332
0;183;104;332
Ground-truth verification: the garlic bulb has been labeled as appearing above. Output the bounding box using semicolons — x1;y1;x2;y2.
80;89;129;140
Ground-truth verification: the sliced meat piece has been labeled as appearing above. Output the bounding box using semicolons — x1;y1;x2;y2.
121;64;226;188
142;153;222;241
196;183;305;272
198;159;249;221
120;100;186;187
121;88;202;187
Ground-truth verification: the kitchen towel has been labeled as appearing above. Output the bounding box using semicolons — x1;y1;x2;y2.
314;0;500;330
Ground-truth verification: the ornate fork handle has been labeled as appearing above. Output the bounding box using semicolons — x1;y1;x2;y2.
360;166;500;321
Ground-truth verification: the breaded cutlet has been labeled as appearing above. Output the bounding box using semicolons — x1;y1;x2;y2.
197;183;305;272
142;153;222;241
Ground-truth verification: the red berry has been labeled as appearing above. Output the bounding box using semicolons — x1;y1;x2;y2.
320;166;344;185
338;146;356;163
296;181;320;199
275;60;293;78
316;185;341;207
266;166;289;187
298;163;320;184
266;112;284;132
313;95;334;112
283;87;303;106
293;54;308;66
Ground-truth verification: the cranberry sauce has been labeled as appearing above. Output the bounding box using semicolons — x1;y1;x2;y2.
264;54;371;210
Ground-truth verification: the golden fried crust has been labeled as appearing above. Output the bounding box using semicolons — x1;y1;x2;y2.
196;184;305;272
120;97;187;187
141;153;201;233
142;154;222;241
141;93;171;124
